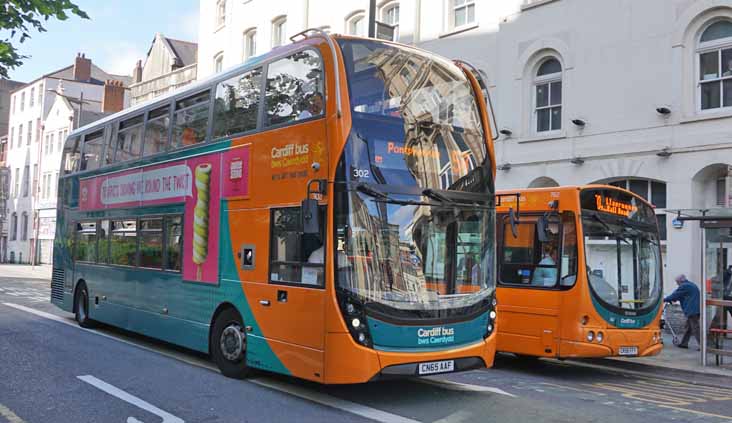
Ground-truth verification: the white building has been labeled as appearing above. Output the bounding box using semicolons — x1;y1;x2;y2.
197;0;732;293
5;54;130;264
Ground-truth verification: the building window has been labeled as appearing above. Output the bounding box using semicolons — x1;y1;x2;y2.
607;178;668;240
214;53;224;73
9;127;13;149
26;120;32;145
37;84;43;105
35;118;40;143
22;165;29;197
450;0;475;30
272;17;287;47
381;2;400;40
215;0;226;27
243;29;257;60
534;58;562;133
698;20;732;111
13;168;18;198
10;213;17;241
17;124;22;146
346;12;366;36
20;92;25;111
32;164;37;197
717;178;727;206
30;87;35;107
21;212;28;241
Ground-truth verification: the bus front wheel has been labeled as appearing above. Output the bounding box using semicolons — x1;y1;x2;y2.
211;308;250;379
74;283;95;329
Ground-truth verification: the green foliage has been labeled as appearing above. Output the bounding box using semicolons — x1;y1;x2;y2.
0;0;89;79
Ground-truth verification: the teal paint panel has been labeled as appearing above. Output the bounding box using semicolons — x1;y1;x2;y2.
216;205;290;375
591;295;661;329
367;313;490;352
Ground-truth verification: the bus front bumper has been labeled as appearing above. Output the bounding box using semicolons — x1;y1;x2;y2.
323;331;496;384
560;328;663;358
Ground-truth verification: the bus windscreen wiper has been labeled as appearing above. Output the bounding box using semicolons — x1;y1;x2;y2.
356;183;389;200
422;188;455;204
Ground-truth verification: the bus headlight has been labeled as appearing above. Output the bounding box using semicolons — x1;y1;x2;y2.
596;332;604;343
338;296;373;348
491;297;497;307
489;310;497;320
487;324;493;333
351;318;361;328
587;331;595;342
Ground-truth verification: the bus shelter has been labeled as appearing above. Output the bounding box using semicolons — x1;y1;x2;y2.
672;208;732;366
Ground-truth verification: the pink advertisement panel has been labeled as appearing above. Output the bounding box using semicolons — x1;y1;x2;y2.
78;149;245;284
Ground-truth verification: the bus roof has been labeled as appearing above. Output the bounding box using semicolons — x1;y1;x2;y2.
496;184;655;210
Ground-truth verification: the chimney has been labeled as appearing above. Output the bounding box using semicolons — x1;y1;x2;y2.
73;53;92;82
132;60;143;83
103;80;125;113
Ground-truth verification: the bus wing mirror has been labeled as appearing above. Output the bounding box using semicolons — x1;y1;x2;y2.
301;199;321;236
509;208;518;239
537;216;550;243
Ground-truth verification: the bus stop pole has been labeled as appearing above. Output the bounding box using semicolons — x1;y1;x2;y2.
701;219;707;366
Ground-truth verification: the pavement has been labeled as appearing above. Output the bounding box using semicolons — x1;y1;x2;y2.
2;264;732;422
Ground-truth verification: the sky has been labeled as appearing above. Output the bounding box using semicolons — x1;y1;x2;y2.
4;0;200;82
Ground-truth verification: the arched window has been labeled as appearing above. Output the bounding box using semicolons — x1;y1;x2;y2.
272;16;287;47
214;52;224;73
534;58;562;133
381;2;400;40
698;20;732;111
21;212;28;241
606;178;668;240
243;29;257;60
346;12;366;36
215;0;226;27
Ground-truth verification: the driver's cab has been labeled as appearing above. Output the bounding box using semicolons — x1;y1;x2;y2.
495;188;580;357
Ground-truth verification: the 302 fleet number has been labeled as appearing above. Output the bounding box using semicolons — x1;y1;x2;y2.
353;169;370;178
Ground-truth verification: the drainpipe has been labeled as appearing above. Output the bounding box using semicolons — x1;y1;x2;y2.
302;0;309;30
414;0;422;44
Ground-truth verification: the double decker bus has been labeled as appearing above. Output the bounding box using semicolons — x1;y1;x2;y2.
51;31;498;383
495;185;663;359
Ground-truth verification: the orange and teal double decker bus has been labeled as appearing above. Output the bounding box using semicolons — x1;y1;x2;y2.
51;31;499;383
495;185;663;359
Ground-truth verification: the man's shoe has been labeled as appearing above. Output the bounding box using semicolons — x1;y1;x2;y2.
677;344;688;349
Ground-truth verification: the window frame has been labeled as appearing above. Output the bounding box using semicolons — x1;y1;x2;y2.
345;12;367;36
380;2;400;41
243;29;257;60
534;57;563;135
271;16;287;48
449;0;476;31
268;206;326;289
497;212;576;290
171;88;214;150
212;66;264;141
262;48;326;130
697;21;732;112
215;0;226;29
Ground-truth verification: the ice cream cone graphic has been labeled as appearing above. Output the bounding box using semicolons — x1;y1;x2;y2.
193;163;212;281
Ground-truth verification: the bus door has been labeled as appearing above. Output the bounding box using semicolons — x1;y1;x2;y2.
496;214;563;356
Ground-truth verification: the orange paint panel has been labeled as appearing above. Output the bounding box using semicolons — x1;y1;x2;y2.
267;337;325;382
324;332;382;384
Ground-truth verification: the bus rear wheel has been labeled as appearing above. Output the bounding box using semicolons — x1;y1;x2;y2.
211;308;250;379
74;283;95;329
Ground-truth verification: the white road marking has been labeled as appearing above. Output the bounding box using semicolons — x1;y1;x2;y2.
77;375;184;423
0;404;27;423
2;303;423;422
250;377;421;423
432;410;474;423
417;378;516;398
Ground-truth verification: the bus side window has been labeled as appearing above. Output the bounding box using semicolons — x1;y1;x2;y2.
269;207;325;287
144;106;171;156
559;212;578;287
80;129;105;171
164;216;182;271
213;67;262;139
499;218;559;288
116;115;144;162
74;221;97;262
172;91;211;148
98;220;110;264
139;218;164;269
62;136;81;174
265;50;324;127
110;219;138;266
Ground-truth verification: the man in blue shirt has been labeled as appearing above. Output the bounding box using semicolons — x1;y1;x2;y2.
664;274;701;349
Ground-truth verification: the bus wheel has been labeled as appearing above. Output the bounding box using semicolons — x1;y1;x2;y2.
211;308;249;379
74;284;95;329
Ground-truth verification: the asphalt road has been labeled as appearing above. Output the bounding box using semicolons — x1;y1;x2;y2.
1;273;731;423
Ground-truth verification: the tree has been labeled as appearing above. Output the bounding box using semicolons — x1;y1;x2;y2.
0;0;89;79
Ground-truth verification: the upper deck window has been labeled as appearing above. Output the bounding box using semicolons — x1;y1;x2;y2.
265;50;324;127
115;114;144;162
62;136;81;175
144;105;171;156
213;67;262;139
173;91;211;148
80;129;106;171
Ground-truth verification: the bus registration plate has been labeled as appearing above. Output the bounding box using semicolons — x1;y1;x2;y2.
619;346;638;356
418;360;455;375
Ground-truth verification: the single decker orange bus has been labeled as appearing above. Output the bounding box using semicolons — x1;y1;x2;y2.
495;185;663;359
51;30;499;383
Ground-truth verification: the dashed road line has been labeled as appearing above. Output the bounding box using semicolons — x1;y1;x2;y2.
657;404;732;420
538;382;607;396
0;404;26;423
78;375;184;423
